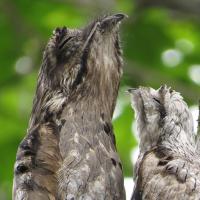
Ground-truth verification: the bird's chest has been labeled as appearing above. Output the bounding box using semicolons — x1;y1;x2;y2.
57;108;114;158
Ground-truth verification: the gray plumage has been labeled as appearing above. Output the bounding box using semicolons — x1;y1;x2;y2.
13;14;126;200
129;86;200;200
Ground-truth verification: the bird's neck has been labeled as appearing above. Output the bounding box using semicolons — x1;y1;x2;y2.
139;120;196;158
139;131;160;153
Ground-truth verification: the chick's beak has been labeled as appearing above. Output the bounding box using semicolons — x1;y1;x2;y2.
127;88;137;94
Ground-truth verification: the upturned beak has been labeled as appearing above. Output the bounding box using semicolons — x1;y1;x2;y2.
103;13;127;23
101;13;128;28
82;13;128;50
127;88;137;94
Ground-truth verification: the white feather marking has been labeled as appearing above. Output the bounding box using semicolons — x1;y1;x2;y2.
74;132;79;143
45;93;66;112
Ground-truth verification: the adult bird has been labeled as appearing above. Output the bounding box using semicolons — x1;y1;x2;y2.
13;14;126;200
129;86;200;200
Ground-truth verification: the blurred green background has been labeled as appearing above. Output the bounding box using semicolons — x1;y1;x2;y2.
1;0;200;199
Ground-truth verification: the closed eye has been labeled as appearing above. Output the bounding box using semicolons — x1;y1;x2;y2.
59;36;73;49
153;97;161;104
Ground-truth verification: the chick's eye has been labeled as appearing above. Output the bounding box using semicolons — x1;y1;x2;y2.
153;97;160;104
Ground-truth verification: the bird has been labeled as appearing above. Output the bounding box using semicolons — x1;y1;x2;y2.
128;85;200;200
13;14;127;200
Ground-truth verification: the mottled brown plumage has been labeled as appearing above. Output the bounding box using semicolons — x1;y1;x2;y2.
129;86;200;200
13;14;126;200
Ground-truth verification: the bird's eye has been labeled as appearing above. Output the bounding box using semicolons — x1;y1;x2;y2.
153;97;160;104
59;36;73;49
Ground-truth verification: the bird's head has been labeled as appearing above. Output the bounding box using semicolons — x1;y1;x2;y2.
41;14;127;96
128;85;193;151
30;14;127;127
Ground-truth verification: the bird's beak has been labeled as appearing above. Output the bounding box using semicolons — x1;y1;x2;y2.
126;88;137;94
101;13;128;26
82;13;128;50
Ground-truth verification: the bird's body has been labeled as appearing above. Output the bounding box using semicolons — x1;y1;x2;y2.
13;14;126;200
129;86;200;200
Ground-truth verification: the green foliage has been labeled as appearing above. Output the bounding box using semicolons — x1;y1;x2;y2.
1;0;200;199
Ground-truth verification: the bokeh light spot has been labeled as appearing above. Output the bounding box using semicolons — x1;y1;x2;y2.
188;65;200;85
15;56;33;75
176;38;194;54
161;49;183;67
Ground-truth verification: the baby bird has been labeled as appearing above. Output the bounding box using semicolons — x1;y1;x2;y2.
129;86;200;200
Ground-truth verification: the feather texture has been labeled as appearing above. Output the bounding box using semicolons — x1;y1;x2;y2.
129;86;200;200
13;14;126;200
